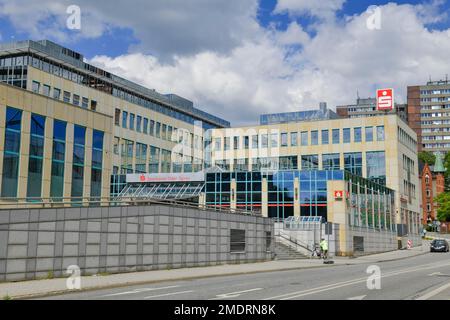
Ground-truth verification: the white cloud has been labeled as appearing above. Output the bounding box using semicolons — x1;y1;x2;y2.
1;0;450;126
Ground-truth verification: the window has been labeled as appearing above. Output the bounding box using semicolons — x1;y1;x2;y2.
344;152;363;176
122;111;128;128
155;122;161;138
114;108;121;126
90;130;104;199
322;153;340;170
90;100;97;111
230;229;246;252
32;80;40;93
365;127;373;142
261;134;268;148
53;88;61;100
149;146;160;173
72;125;86;200
333;129;340;144
343;128;350;143
244;136;249;149
301;131;308;146
271;133;278;147
252;135;258;149
366;151;386;185
27;114;46;199
377;126;385;141
311;131;318;145
290;132;298;146
2;107;22;197
82;97;89;109
63;91;71;103
129;113;135;130
322;130;329;145
43;84;50;96
281;133;288;147
234;136;240;150
149;120;155;136
136;116;142;133
427;204;432;212
224;137;231;150
72;94;80;106
301;155;319;170
143;118;149;134
354;127;362;143
162;124;167;140
215;137;222;150
426;189;431;198
50;120;66;200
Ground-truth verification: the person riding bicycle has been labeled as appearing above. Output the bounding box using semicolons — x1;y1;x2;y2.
320;238;328;259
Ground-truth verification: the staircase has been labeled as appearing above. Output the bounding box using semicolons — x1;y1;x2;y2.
274;240;309;260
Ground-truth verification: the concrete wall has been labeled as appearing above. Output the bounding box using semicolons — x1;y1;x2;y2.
0;205;273;282
339;226;398;256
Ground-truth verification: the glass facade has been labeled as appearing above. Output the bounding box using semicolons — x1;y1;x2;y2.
135;143;147;173
90;130;104;199
1;107;22;197
71;125;86;201
268;171;294;219
344;152;363;176
149;146;160;173
366;151;386;186
322;153;340;170
301;155;318;170
50;120;66;200
27;114;46;199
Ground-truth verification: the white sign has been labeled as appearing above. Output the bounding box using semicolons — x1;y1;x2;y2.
126;172;205;183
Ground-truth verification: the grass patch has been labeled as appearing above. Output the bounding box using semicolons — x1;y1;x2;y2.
46;271;54;279
2;294;12;300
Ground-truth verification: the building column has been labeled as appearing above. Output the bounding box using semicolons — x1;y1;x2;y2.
294;176;300;217
17;111;31;200
262;177;268;217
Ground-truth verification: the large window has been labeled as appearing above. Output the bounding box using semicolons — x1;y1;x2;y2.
344;152;363;176
71;125;86;201
149;146;160;173
365;127;373;142
301;155;319;170
1;107;22;197
114;108;121;126
149;120;155;136
135;143;147;173
161;149;171;173
122;111;128;128
50;120;66;200
129;113;135;130
90;130;104;199
267;172;294;219
252;135;258;149
155;122;161;138
354;127;362;143
343;128;351;143
332;129;340;144
322;153;340;170
301;131;308;146
281;133;288;147
261;134;268;148
290;132;298;146
27;114;46;199
143;118;149;134
321;130;329;145
234;136;240;150
311;131;318;145
367;151;386;185
377;126;385;141
136;116;142;133
271;133;278;148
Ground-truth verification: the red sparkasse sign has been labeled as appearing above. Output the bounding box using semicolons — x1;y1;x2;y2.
334;190;344;199
376;88;394;111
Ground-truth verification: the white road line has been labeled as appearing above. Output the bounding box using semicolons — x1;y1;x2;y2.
100;285;180;297
144;290;194;299
208;288;264;300
263;261;450;300
416;281;450;300
347;295;367;300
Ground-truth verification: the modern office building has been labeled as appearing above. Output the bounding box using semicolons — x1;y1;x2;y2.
260;102;339;125
408;79;450;153
207;111;421;249
336;97;408;122
0;40;229;204
419;153;446;224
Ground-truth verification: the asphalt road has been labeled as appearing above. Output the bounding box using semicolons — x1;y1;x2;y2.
37;252;450;300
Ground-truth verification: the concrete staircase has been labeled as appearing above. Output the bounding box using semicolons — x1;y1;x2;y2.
274;240;309;260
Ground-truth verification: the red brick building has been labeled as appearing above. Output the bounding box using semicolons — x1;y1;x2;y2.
419;161;445;225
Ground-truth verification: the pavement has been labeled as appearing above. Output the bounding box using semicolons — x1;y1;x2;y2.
0;243;430;300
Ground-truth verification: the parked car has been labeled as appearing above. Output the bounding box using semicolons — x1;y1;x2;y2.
430;239;449;252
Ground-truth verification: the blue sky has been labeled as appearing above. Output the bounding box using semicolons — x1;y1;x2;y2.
0;0;449;124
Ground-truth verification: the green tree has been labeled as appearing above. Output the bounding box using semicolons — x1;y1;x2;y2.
418;151;436;165
436;192;450;222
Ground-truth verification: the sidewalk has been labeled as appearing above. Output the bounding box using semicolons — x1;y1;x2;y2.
0;245;427;299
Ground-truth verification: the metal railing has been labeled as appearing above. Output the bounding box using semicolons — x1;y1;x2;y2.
275;229;313;255
0;196;262;217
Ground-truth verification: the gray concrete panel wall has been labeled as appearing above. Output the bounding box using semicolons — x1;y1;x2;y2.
0;205;273;282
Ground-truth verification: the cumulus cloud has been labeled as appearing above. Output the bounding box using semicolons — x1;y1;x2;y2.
1;0;450;126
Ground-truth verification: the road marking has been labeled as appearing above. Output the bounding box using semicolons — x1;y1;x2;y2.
100;285;180;297
144;290;194;299
428;272;444;276
208;288;264;300
347;295;367;300
416;281;450;300
263;261;450;300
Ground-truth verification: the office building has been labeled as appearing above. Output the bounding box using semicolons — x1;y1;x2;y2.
408;79;450;153
0;40;229;204
336;97;408;122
